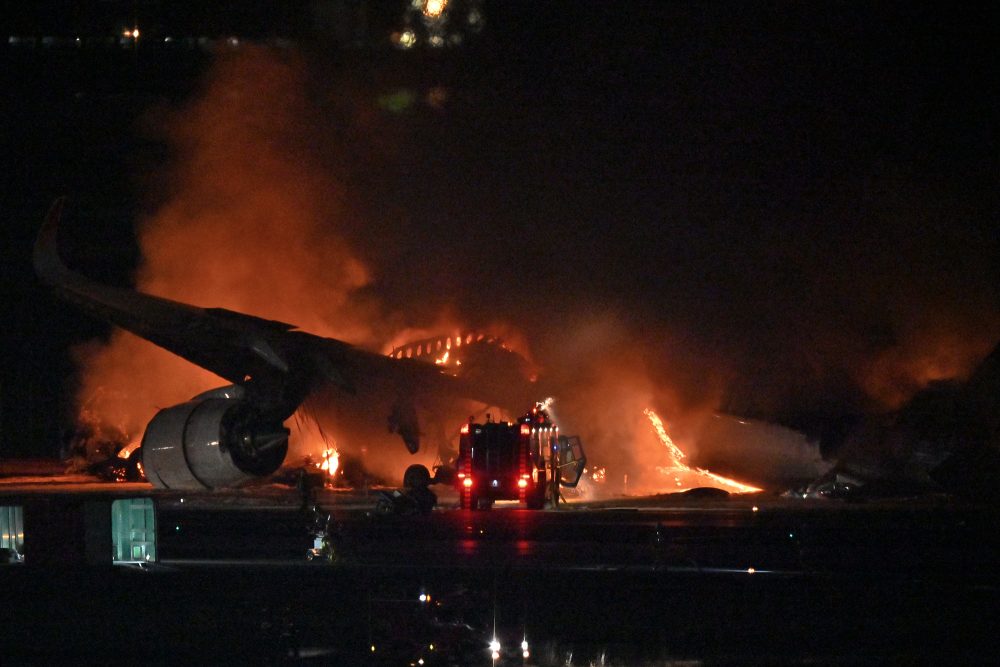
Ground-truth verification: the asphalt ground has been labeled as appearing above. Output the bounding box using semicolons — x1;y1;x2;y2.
3;486;998;664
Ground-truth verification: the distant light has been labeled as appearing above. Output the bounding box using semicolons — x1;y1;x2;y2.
491;650;500;661
429;644;434;651
751;505;759;512
397;29;417;49
370;644;376;652
747;567;756;574
418;659;424;665
523;650;530;658
133;29;140;39
521;639;529;651
489;639;501;652
517;478;528;489
463;477;473;488
419;593;428;603
423;0;448;18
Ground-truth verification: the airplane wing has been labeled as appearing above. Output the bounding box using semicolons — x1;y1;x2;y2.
34;199;521;459
33;198;316;391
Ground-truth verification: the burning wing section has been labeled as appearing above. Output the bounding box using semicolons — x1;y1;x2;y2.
33;199;475;490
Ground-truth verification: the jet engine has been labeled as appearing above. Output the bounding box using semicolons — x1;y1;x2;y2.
142;387;289;490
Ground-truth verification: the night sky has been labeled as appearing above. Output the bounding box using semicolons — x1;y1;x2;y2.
1;1;997;461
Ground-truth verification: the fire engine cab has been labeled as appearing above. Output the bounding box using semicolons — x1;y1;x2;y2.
455;405;586;510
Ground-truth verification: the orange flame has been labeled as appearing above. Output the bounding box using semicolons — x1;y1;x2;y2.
644;408;762;494
318;447;340;477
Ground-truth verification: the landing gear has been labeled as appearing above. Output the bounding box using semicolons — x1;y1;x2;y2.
403;464;431;490
375;464;438;515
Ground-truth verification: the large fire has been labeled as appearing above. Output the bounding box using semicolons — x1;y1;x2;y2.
644;408;762;494
318;447;340;478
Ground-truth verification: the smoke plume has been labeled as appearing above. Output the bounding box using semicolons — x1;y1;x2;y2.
72;41;998;491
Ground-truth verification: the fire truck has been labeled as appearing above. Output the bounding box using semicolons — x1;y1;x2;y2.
455;405;586;510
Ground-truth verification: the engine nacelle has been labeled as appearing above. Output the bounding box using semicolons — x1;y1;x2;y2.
142;392;289;490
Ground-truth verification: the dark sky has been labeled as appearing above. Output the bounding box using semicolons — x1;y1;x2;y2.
1;1;997;457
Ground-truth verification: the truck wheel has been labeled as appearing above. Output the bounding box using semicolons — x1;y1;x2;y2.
464;492;479;511
403;464;431;490
526;492;543;510
527;473;546;509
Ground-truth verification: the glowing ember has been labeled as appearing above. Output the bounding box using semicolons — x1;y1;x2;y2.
117;440;141;460
644;408;762;494
317;447;340;477
591;466;607;483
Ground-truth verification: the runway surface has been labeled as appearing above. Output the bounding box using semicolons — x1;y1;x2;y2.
3;484;998;664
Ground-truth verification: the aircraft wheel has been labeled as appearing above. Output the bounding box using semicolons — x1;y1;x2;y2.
403;464;431;490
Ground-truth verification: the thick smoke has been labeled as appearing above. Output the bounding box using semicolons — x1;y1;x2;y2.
73;42;998;491
75;48;374;459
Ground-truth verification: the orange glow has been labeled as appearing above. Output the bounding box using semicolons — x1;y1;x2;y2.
520;423;530;435
644;408;762;494
317;447;340;477
423;0;448;19
117;439;141;460
517;478;528;489
462;477;473;488
460;423;470;434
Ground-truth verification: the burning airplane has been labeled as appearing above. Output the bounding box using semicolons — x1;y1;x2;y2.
35;199;540;490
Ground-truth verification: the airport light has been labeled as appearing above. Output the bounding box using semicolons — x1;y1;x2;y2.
490;636;501;660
